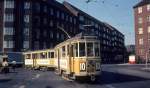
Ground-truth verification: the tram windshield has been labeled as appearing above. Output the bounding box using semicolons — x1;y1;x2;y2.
77;42;100;57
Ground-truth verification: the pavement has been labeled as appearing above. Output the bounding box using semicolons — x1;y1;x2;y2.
0;64;150;88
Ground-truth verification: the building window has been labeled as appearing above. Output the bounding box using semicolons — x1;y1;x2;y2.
138;17;143;24
24;15;29;23
24;2;30;9
61;12;64;20
35;3;40;12
4;14;14;22
139;49;144;55
50;8;54;15
148;26;150;33
138;28;143;34
3;41;14;48
24;28;29;35
43;6;47;13
139;38;143;45
49;20;53;27
43;18;47;25
4;27;14;35
50;32;53;38
70;17;72;23
79;15;84;21
138;7;142;13
56;10;60;18
147;4;150;11
4;0;14;8
23;41;29;49
147;15;150;22
57;33;59;39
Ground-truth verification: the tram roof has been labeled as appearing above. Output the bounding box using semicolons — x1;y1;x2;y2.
55;32;98;48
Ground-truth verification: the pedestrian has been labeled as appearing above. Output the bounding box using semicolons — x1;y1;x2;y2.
12;61;16;72
2;58;9;74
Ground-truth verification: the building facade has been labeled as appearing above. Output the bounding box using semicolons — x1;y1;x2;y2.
134;0;150;63
0;0;125;63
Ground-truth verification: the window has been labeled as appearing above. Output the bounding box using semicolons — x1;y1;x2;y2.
49;20;53;27
4;27;14;35
95;42;100;57
3;41;14;48
61;12;64;20
148;26;150;33
147;4;150;11
50;8;54;15
139;38;143;45
138;17;143;24
138;7;142;13
138;28;143;34
4;0;14;8
147;15;150;22
24;2;30;9
24;28;29;35
62;46;66;57
139;49;144;55
70;17;72;23
23;41;29;49
79;42;85;57
79;15;84;21
24;15;29;23
4;14;14;22
50;32;53;38
35;3;40;12
87;43;94;56
43;6;47;13
40;52;47;59
73;43;78;57
57;33;59;39
48;52;54;58
56;10;60;18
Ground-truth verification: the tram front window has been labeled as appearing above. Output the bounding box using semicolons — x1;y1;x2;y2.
87;43;94;56
79;42;85;57
73;43;78;57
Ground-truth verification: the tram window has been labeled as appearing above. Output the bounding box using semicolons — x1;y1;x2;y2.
95;42;100;56
73;43;78;57
67;45;69;55
62;46;66;57
32;54;38;59
40;52;47;59
51;52;54;58
26;54;31;59
79;42;85;57
87;43;94;56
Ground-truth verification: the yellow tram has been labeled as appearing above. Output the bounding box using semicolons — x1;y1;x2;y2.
54;33;101;81
24;49;55;70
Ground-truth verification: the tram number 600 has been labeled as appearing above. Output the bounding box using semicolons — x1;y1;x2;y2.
80;63;86;71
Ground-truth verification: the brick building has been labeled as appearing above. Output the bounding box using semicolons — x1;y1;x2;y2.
133;0;150;63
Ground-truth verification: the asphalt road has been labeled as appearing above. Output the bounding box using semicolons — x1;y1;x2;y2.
0;64;150;88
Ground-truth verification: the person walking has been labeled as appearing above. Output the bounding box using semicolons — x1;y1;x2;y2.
12;61;16;72
2;58;9;74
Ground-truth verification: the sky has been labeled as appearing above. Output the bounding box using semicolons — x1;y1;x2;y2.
57;0;140;45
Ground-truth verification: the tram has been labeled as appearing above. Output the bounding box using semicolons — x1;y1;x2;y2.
24;49;55;70
54;33;101;81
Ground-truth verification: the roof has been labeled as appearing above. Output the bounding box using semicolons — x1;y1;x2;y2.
133;0;150;8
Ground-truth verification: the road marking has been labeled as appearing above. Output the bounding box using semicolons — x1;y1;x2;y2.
106;85;116;88
19;85;25;88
